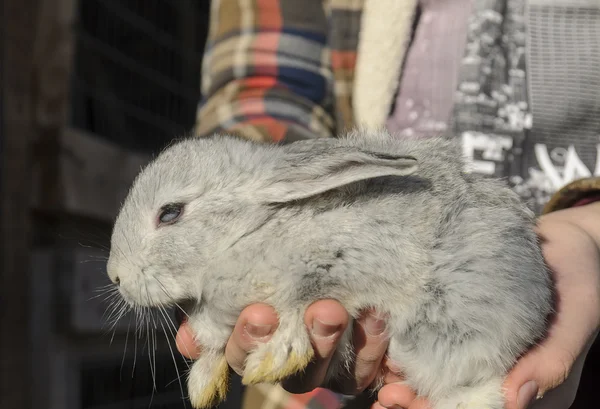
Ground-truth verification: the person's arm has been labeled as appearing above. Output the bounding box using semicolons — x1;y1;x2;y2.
500;178;600;409
194;0;335;143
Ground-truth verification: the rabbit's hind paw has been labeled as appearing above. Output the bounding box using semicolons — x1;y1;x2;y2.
188;353;230;409
242;324;314;385
242;341;314;384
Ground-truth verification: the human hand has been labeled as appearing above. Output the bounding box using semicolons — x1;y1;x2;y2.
375;207;600;409
503;209;600;409
176;300;391;395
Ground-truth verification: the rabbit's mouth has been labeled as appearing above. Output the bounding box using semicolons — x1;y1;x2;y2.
173;299;196;326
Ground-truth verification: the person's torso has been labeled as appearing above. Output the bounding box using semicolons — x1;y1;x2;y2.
365;0;600;216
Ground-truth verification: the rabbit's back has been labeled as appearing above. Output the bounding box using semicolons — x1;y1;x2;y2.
385;180;551;399
315;133;552;358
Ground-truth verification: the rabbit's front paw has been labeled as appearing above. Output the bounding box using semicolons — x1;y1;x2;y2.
242;314;314;385
188;353;230;409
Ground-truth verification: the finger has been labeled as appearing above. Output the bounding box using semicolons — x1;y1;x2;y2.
527;343;592;409
377;382;418;409
504;223;600;409
281;299;349;394
504;330;597;409
225;303;279;375
339;308;390;394
176;321;201;359
354;309;389;392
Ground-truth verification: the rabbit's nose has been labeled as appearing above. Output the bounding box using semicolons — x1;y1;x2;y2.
107;263;121;286
109;273;120;286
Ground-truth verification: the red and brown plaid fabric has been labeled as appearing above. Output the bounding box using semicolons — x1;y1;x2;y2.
194;0;366;143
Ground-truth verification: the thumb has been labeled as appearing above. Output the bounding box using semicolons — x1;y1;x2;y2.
503;328;598;409
504;220;600;409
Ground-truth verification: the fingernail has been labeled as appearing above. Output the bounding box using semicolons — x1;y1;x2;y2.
244;323;273;339
311;319;341;338
517;381;539;409
365;313;387;336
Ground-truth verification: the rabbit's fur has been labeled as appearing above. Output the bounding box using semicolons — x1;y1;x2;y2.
107;129;553;409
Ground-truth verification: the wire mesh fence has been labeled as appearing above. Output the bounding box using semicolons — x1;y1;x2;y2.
65;1;210;408
70;0;209;154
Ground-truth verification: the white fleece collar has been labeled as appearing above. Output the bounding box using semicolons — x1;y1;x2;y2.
352;0;419;129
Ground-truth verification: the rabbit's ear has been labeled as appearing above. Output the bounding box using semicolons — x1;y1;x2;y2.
260;146;418;203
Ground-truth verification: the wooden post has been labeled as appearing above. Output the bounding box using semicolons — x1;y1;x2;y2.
31;0;77;213
1;0;77;407
0;1;39;408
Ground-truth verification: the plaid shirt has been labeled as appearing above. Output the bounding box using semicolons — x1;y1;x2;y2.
193;1;600;409
195;0;364;144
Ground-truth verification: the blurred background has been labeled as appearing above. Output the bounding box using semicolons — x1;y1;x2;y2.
0;1;246;408
0;1;598;409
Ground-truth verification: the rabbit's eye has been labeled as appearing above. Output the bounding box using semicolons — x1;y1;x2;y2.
158;203;184;225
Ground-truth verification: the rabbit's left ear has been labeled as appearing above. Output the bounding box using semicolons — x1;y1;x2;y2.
259;146;418;203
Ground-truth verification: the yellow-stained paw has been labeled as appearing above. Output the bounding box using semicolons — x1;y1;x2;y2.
188;355;230;409
242;349;314;385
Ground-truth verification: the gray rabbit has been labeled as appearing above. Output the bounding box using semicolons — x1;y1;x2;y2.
107;129;553;409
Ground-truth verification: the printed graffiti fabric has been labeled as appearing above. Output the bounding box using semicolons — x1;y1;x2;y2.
451;0;531;191
518;0;600;214
452;0;600;215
